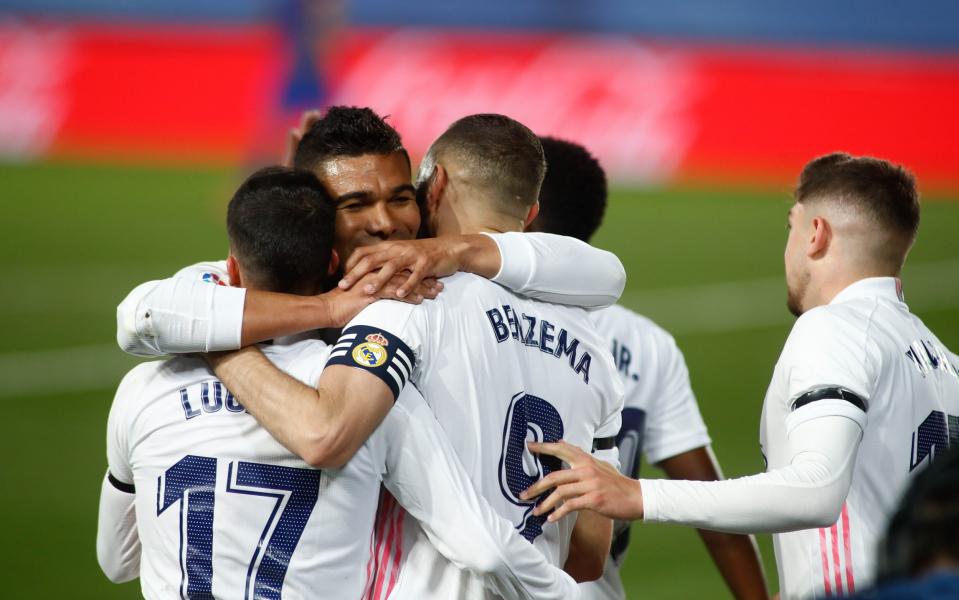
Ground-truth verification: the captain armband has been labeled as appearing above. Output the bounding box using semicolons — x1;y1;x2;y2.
326;325;416;401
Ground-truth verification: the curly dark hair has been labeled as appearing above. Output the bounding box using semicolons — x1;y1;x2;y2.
527;136;607;242
293;106;408;172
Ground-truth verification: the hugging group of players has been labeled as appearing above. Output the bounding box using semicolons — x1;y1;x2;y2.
96;107;959;600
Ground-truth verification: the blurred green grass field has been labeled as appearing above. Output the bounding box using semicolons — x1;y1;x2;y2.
1;161;957;598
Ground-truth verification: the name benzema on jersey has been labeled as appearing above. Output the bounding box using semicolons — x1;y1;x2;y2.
486;304;593;384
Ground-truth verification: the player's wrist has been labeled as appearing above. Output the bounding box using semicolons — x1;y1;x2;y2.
459;233;501;279
632;479;647;521
312;291;341;328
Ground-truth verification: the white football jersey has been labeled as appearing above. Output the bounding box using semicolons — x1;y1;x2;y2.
580;304;711;600
760;277;959;599
107;337;577;600
329;272;625;599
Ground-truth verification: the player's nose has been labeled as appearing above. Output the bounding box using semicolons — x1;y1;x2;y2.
364;201;397;240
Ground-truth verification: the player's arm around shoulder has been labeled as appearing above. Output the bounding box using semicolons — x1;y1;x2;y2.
338;231;625;309
206;299;420;469
116;259;244;357
203;344;393;469
488;232;626;309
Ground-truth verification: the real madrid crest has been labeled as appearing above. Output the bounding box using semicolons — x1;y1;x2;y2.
352;332;389;368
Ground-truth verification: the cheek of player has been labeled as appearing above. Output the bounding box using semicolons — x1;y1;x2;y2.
784;204;805;286
320;153;421;265
334;197;420;263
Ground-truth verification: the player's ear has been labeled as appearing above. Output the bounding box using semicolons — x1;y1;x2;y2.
426;164;448;213
524;201;540;229
327;249;340;277
226;254;242;288
808;216;831;258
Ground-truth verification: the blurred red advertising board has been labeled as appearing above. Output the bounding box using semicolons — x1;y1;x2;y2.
2;23;958;191
330;30;959;191
0;23;281;164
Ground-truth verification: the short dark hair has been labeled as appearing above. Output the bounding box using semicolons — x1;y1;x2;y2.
293;106;408;173
879;448;959;581
796;153;920;265
528;136;608;242
227;166;336;295
425;114;545;217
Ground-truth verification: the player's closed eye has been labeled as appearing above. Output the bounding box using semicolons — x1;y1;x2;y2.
339;201;366;212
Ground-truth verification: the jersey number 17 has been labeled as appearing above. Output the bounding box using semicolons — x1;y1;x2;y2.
157;455;320;599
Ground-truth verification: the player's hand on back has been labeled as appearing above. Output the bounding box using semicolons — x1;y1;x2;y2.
338;237;468;298
522;440;645;522
282;109;323;167
323;270;442;327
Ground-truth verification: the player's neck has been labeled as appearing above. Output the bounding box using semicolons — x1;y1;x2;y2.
436;212;524;236
811;265;896;307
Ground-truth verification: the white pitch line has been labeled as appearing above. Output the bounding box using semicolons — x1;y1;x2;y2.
0;343;146;400
1;259;957;399
620;258;959;336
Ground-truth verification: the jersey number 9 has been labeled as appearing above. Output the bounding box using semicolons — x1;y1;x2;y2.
498;392;565;542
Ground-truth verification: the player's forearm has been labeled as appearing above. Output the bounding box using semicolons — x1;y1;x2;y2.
643;413;863;533
239;290;331;346
487;232;626;308
117;277;245;356
455;233;503;278
206;347;342;466
563;509;612;582
696;529;769;600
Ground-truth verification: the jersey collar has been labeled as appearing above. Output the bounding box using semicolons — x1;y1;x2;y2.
829;276;905;306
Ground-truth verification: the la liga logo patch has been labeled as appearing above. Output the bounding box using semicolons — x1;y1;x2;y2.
201;272;227;286
352;333;389;368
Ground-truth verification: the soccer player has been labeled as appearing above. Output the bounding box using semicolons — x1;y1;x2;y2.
522;153;959;599
96;167;582;599
116;106;626;357
207;115;625;597
526;136;768;599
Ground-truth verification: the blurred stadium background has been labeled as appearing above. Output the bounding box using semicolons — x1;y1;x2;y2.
1;1;957;597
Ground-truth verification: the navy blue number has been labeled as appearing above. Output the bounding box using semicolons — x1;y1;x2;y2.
226;462;321;600
498;392;565;542
910;410;958;472
158;455;217;599
158;456;320;599
609;408;646;563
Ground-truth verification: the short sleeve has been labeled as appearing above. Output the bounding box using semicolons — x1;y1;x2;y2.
593;349;625;441
105;365;152;486
326;300;423;401
780;308;875;413
643;333;711;464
